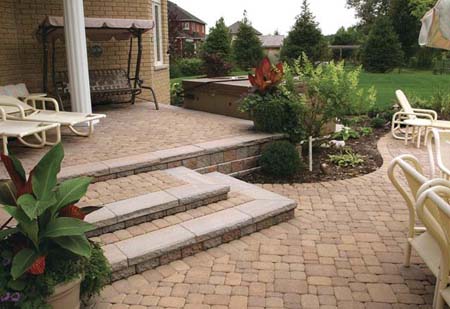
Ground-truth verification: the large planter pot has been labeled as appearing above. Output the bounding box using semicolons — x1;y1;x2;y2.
47;277;82;309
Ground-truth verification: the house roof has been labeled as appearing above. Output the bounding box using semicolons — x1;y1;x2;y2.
168;1;206;25
228;21;262;35
259;35;285;48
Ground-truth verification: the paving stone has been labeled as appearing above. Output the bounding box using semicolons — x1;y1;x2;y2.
367;283;398;303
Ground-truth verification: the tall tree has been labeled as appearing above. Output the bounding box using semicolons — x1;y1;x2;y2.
332;26;363;60
280;0;327;62
346;0;390;28
232;11;264;69
410;0;434;19
362;15;404;72
201;18;233;77
390;0;421;60
201;17;232;59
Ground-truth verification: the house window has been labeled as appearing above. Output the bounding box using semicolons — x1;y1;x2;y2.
153;0;163;66
183;22;190;30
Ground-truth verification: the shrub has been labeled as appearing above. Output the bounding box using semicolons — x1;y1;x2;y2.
260;141;302;177
410;88;450;120
360;127;374;136
177;58;204;77
361;16;404;73
170;82;184;106
329;149;365;167
170;62;182;79
203;53;233;77
370;117;386;128
283;54;376;137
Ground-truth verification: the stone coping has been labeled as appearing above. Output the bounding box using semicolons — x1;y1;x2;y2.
86;167;230;236
102;170;297;280
55;133;283;181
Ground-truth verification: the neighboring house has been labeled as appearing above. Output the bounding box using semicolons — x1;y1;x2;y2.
228;21;262;41
0;0;170;104
168;1;206;57
259;35;285;59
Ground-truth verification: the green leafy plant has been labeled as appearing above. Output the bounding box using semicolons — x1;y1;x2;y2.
259;141;302;177
329;149;365;167
332;127;360;141
359;127;374;137
0;144;110;307
283;53;376;138
370;117;386;129
170;82;184;106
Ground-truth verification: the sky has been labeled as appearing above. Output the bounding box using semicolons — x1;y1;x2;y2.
171;0;359;36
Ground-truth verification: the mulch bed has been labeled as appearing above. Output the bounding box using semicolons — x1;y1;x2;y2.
239;127;389;184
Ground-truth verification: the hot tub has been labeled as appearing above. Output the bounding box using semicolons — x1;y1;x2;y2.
182;77;252;120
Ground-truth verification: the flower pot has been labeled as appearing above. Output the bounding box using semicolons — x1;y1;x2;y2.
47;277;82;309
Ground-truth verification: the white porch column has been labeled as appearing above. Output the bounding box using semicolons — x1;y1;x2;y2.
63;0;92;113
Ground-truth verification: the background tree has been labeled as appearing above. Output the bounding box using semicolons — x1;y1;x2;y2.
390;0;421;60
362;16;404;73
232;11;264;69
281;0;327;62
201;17;233;77
331;26;363;60
410;0;434;19
346;0;390;28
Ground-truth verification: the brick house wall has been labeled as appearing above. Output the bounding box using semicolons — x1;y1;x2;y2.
0;0;170;104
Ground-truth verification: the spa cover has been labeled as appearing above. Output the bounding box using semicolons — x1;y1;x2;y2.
40;16;154;41
419;0;450;50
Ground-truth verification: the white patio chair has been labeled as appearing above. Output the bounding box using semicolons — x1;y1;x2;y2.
0;107;61;155
427;128;450;179
415;184;450;309
392;90;450;148
0;96;105;137
388;155;449;266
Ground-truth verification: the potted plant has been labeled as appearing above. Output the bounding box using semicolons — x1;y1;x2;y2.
0;144;111;308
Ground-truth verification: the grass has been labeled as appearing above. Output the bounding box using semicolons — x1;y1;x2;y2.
358;69;450;110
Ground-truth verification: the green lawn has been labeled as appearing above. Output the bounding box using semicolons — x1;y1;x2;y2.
359;70;450;110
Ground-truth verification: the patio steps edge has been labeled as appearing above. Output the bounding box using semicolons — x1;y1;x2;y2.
102;171;296;282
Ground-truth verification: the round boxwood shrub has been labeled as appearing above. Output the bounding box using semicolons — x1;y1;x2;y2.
260;141;301;177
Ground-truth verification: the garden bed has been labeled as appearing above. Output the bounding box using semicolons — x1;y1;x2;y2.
239;127;388;184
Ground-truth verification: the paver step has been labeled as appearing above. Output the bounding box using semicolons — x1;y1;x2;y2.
84;167;230;236
100;170;297;281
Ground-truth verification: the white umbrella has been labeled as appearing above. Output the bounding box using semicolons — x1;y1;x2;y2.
419;0;450;50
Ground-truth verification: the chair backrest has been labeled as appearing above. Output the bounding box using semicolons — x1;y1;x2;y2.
416;185;450;286
427;128;450;179
396;90;416;119
0;95;34;114
0;83;30;98
388;155;428;234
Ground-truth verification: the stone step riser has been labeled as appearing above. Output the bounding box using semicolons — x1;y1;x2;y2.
56;133;284;183
109;207;295;282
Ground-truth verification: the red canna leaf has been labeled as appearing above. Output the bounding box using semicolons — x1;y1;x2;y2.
28;256;46;275
248;74;256;87
260;57;272;77
59;204;86;220
16;170;33;198
1;153;25;194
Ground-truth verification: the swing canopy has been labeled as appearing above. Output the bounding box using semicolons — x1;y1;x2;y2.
39;16;154;41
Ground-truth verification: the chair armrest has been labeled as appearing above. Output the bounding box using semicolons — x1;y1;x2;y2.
412;108;438;120
24;97;60;112
0;107;7;121
393;111;434;121
0;101;27;118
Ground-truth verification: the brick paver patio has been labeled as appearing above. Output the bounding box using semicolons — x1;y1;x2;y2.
1;102;252;175
97;134;437;309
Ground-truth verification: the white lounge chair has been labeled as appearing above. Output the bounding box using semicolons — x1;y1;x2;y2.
388;155;449;266
426;128;450;179
0;107;61;155
392;90;450;148
0;95;105;137
415;185;450;309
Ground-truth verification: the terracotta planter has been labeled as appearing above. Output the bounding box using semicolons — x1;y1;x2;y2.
47;277;82;309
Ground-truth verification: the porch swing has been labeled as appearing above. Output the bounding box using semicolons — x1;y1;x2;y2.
38;16;159;110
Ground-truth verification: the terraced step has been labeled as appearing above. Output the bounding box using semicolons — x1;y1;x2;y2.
99;170;297;281
83;168;230;236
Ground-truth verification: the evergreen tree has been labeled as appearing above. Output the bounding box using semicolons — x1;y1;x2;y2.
280;0;327;62
362;16;404;73
232;11;264;69
201;17;233;77
201;17;232;59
